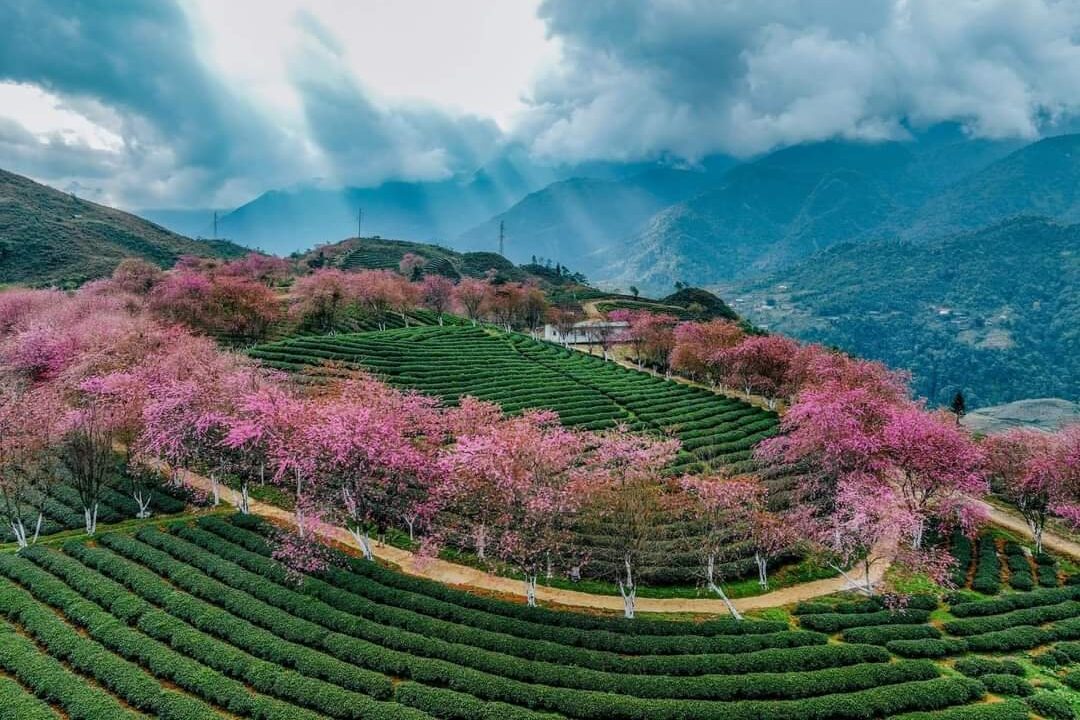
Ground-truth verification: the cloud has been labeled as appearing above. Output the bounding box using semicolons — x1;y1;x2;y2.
520;0;1080;162
287;11;502;187
0;1;504;207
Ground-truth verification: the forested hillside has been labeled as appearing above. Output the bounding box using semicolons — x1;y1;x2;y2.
0;168;246;286
738;218;1080;407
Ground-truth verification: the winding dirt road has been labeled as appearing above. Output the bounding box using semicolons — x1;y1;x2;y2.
172;465;888;614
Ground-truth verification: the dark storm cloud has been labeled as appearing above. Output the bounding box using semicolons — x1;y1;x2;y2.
0;0;298;205
522;0;1080;162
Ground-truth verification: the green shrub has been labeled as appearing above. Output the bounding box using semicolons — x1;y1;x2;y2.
943;601;1080;636
1026;691;1076;720
799;609;930;633
950;586;1080;617
842;624;941;645
885;638;969;657
890;699;1031;720
972;537;1002;595
978;673;1034;697
953;657;1025;678
1005;542;1035;591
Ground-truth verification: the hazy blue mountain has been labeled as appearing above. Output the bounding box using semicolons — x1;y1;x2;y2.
454;166;728;274
597;134;1036;293
903;133;1080;239
736;217;1080;408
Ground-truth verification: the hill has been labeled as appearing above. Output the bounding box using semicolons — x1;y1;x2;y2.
904;133;1080;240
736;217;1080;408
962;398;1080;435
454;167;724;274
599;136;1024;293
299;235;589;288
0;168;247;286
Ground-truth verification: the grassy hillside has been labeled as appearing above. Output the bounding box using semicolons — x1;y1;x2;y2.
737;217;1080;408
0;512;1074;720
250;324;779;477
0;168;247;286
300;235;590;288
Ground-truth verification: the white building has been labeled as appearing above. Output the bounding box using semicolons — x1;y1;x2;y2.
543;320;628;345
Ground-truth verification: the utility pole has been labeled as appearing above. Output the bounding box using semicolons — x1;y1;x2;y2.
213;211;218;240
498;220;505;256
358;207;363;239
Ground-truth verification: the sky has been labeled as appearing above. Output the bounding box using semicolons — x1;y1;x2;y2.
3;0;1080;210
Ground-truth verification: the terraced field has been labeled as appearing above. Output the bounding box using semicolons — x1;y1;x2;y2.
1;481;194;545
249;325;779;476
2;513;1073;720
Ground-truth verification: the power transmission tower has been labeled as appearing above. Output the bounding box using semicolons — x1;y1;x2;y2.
498;220;505;256
213;211;218;240
358;207;363;239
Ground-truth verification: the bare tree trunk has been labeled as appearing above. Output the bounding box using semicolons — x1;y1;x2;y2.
706;554;743;620
617;556;636;619
238;482;250;515
84;503;98;536
755;551;768;589
348;525;374;560
525;574;538;607
209;472;220;507
133;491;152;519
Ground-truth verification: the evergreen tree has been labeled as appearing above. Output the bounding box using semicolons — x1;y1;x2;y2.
950;390;967;425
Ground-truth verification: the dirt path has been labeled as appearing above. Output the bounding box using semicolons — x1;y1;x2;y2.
170;465;889;614
973;499;1080;560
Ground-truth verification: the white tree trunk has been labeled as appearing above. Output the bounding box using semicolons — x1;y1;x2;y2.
829;561;875;596
349;525;374;560
404;515;416;542
525;573;538;607
238;482;250;515
84;504;98;536
1028;519;1044;555
475;524;487;561
31;513;42;545
10;519;27;549
755;551;768;589
133;491;152;519
617;556;636;619
706;554;743;620
209;473;220;507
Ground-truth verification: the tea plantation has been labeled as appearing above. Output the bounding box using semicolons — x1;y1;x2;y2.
1;513;1076;719
249;325;779;476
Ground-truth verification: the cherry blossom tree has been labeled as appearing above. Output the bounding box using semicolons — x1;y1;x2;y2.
986;425;1080;552
352;270;407;330
0;380;64;548
453;278;491;325
882;407;987;548
420;275;454;325
546;307;579;346
300;377;442;559
399;253;426;280
110;258;163;295
716;334;799;407
435;410;590;605
585;431;680;618
291;269;353;332
610;310;679;370
677;476;760;618
670;320;744;384
59;401;119;535
219;253;291;286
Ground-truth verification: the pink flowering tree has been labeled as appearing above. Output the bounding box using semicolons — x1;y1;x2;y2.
301;378;443;559
453;278;492;325
677;476;761;618
0;379;65;548
716;334;799;407
670;319;744;384
399;253;426;280
610;310;678;370
291;269;354;332
420;275;454;325
436;410;591;605
585;430;681;618
814;475;907;596
986;425;1080;552
882;406;987;548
